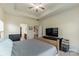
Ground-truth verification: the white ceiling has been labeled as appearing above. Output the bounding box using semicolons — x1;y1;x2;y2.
0;3;79;19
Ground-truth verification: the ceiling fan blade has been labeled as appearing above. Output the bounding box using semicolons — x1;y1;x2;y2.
28;7;33;9
40;7;45;10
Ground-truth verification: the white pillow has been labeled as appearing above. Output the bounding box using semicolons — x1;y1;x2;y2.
0;39;13;56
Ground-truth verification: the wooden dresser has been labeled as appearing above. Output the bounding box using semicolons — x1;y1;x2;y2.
38;36;63;53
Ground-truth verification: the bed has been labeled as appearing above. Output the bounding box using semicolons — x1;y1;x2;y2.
0;39;57;56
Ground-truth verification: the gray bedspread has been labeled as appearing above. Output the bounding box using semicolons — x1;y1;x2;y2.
11;39;57;56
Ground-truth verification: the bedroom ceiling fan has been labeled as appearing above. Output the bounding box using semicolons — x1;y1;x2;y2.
28;3;45;12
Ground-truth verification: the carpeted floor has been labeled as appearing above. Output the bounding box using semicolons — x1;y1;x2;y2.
59;51;79;56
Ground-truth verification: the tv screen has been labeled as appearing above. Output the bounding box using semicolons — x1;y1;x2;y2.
46;28;58;37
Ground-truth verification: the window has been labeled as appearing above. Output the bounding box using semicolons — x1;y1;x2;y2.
0;20;4;38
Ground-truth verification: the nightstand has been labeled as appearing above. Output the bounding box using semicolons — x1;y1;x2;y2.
61;39;69;52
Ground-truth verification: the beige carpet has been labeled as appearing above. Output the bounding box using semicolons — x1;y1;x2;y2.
59;51;79;56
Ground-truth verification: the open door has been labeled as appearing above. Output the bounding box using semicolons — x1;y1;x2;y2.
20;24;27;41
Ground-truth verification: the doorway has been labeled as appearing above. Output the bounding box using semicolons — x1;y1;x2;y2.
20;24;27;41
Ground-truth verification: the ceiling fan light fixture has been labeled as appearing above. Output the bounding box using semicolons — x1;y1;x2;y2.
29;3;45;12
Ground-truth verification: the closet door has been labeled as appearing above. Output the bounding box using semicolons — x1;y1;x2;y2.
34;25;39;39
38;26;43;38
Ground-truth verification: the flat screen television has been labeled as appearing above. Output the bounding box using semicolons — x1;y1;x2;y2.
46;28;58;37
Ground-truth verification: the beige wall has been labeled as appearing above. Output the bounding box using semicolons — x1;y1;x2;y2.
0;8;4;20
4;13;39;39
40;7;79;53
0;7;39;39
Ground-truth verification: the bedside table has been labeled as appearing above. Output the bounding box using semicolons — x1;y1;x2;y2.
61;39;69;52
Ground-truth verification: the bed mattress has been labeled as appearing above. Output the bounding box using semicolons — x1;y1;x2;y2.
11;39;57;56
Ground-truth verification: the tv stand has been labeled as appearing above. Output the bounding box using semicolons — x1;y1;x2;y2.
38;36;63;54
43;35;62;39
43;36;63;49
43;36;58;40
